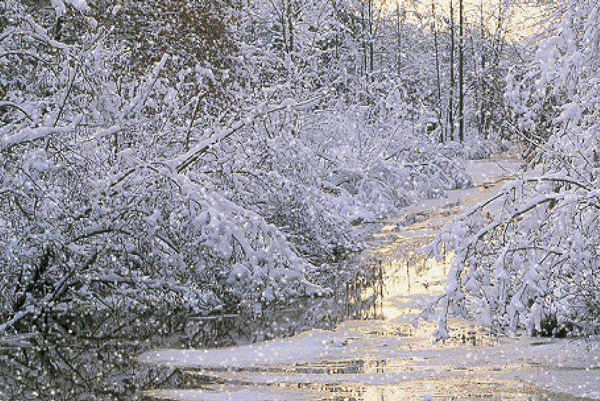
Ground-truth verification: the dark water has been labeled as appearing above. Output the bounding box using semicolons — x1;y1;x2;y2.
136;156;592;401
2;254;585;401
3;219;589;400
0;260;385;401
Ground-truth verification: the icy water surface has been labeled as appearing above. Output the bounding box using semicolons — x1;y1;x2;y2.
138;154;600;401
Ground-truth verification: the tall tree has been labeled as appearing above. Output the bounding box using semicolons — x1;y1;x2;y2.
448;0;455;141
458;0;465;142
395;1;404;74
431;0;443;142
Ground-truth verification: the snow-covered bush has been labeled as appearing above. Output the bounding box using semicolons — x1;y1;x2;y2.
295;105;474;222
0;3;331;338
424;0;600;338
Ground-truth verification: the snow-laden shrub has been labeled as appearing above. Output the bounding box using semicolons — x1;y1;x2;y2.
204;89;479;261
0;9;331;337
220;168;355;264
322;156;469;223
423;0;600;338
296;107;474;223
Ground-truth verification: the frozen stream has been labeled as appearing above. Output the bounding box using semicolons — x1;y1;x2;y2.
139;152;600;401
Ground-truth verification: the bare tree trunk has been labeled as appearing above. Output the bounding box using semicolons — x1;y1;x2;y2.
361;3;367;77
458;0;465;142
479;0;486;137
432;0;443;142
368;0;374;75
280;2;288;53
287;0;294;54
396;2;402;74
449;0;455;141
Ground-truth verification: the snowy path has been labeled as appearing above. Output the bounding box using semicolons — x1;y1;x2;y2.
138;151;600;401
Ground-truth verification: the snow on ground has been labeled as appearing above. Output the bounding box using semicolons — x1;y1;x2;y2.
139;151;600;401
137;327;363;369
146;388;312;401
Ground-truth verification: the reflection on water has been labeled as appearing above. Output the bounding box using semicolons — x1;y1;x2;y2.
0;259;384;401
290;377;559;401
344;260;385;321
146;372;578;401
139;161;589;401
0;313;207;401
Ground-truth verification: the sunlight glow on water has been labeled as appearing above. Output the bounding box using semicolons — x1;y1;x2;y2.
140;156;585;401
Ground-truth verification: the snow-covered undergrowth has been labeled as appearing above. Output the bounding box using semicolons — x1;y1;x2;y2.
425;0;600;338
308;109;476;221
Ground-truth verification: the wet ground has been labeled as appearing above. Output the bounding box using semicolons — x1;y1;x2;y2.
139;152;600;401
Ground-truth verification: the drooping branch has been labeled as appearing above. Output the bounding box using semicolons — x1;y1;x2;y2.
171;95;325;173
0;102;33;121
